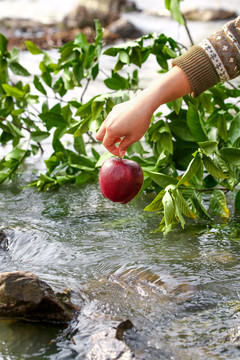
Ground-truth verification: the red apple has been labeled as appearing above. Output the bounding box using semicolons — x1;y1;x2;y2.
99;157;144;204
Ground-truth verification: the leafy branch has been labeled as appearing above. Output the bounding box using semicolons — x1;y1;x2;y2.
0;18;240;234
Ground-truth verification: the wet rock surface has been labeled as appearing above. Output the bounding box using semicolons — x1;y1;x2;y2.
0;271;79;322
88;326;135;360
0;229;8;250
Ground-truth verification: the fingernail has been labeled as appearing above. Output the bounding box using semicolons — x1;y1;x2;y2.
119;150;125;157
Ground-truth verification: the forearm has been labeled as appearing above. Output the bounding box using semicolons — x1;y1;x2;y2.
134;65;192;114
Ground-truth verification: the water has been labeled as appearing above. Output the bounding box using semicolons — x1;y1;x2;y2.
1;175;240;359
1;0;240;359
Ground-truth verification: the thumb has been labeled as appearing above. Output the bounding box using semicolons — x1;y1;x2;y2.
118;137;134;157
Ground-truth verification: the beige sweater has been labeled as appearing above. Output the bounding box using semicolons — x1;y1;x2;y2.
172;16;240;97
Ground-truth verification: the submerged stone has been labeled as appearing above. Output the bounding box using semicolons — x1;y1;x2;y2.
0;271;79;322
0;229;8;250
88;325;135;360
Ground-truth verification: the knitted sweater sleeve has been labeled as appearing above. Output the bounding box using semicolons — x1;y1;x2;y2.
172;16;240;97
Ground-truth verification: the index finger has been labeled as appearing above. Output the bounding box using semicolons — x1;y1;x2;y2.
95;122;106;141
102;133;122;156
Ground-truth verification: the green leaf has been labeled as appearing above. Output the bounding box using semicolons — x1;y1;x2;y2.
30;131;50;142
170;0;185;25
94;19;104;45
199;93;214;114
39;111;66;130
143;170;178;188
128;141;147;156
74;32;90;51
187;104;208;142
217;114;228;141
91;63;99;80
163;190;175;226
74;135;86;155
168;97;182;115
198;141;218;156
202;154;226;179
25;40;44;55
175;189;196;219
144;189;165;212
0;34;8;53
2;84;25;99
91;148;100;161
130;47;142;67
9;62;30;76
95;152;115;167
73;119;90;137
209;189;229;218
5;148;26;161
6;121;24;138
33;75;47;95
76;172;93;186
235;190;240;211
69;153;95;172
160;132;173;154
178;154;202;185
119;51;130;65
229;111;240;144
114;60;125;72
219;148;240;166
56;175;75;186
165;0;171;10
191;193;211;220
168;110;195;142
91;99;104;120
104;71;128;90
0;172;8;185
75;97;95;117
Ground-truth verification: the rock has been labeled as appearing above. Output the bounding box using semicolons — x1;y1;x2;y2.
106;18;143;39
0;271;79;322
63;5;119;29
0;229;8;250
63;0;138;30
73;0;136;14
183;8;237;22
115;319;134;341
88;325;135;359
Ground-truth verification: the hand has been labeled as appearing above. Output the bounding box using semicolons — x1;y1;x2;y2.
95;97;153;157
95;66;192;156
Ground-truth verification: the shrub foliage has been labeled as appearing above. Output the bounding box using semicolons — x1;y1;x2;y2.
1;20;240;234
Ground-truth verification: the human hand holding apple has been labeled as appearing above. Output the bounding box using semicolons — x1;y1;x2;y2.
99;157;143;204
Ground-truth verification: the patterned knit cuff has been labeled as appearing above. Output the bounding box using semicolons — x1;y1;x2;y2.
172;45;220;97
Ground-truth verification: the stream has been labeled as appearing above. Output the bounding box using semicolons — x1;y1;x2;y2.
1;0;240;359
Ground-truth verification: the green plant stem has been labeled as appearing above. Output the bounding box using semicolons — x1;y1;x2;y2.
182;182;240;194
183;15;194;46
81;78;91;103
